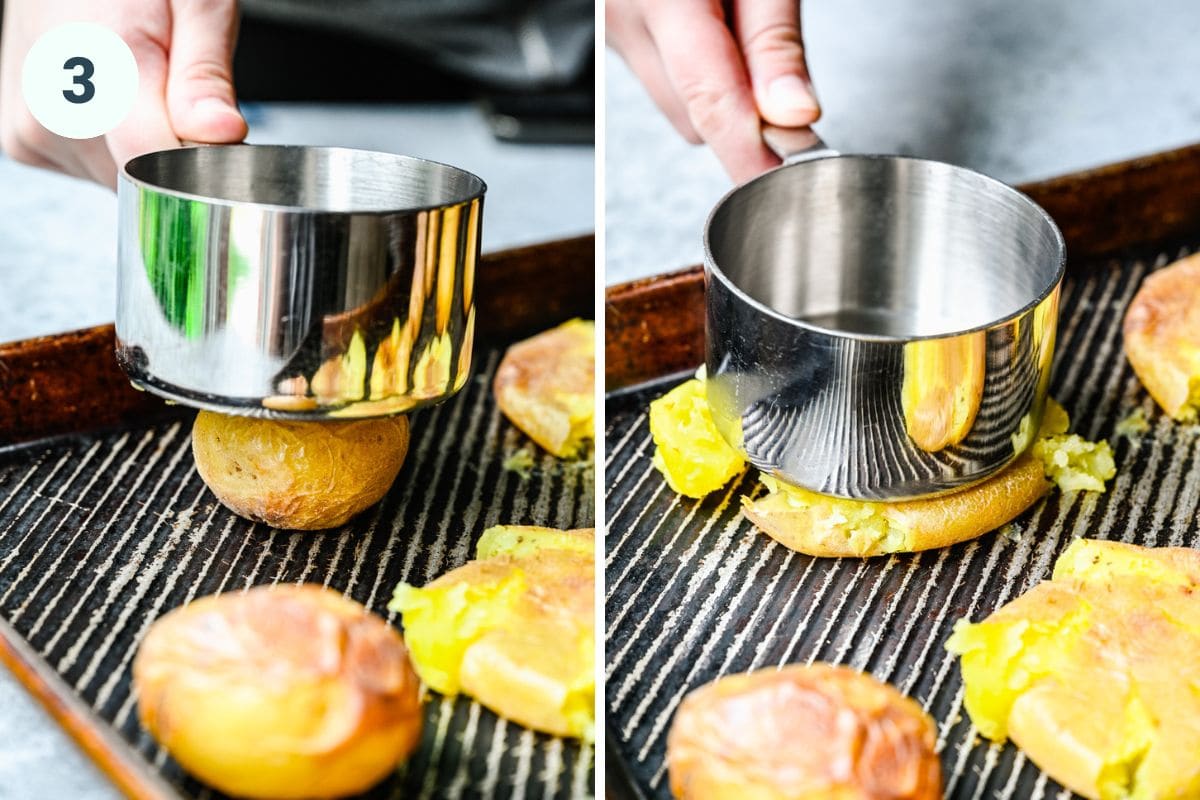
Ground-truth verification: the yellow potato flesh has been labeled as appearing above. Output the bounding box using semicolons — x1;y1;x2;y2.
191;411;409;530
493;319;594;458
389;526;595;739
133;585;422;799
649;374;746;498
946;539;1200;800
743;400;1114;557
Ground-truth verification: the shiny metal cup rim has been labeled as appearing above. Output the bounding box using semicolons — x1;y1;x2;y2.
122;144;487;214
703;152;1066;343
116;144;485;419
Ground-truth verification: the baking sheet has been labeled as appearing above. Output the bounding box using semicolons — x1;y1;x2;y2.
604;240;1199;799
0;344;595;799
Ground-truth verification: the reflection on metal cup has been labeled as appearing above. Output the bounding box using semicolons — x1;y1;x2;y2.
116;144;485;419
704;144;1064;501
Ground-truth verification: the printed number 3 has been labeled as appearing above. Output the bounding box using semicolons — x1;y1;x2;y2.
62;56;95;104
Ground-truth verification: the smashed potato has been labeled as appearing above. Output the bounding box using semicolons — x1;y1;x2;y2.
390;525;594;739
1123;251;1200;420
133;585;422;799
192;411;409;530
649;370;746;498
947;539;1200;800
667;665;941;800
493;319;594;457
744;400;1114;557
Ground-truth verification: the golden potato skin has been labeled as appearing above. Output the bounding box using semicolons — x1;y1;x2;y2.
745;455;1051;558
133;585;422;799
192;411;409;530
1123;251;1200;420
668;665;941;800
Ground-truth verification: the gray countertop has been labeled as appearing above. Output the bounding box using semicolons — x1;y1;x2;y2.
0;101;592;800
606;0;1200;284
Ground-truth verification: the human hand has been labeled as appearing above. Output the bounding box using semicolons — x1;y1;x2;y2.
607;0;820;183
0;0;247;187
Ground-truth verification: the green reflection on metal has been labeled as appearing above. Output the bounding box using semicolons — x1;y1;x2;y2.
138;191;209;337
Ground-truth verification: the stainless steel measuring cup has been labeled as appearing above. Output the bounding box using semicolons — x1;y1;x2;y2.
704;129;1065;501
116;145;485;418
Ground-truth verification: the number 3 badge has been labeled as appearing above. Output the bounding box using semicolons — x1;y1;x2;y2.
21;22;138;140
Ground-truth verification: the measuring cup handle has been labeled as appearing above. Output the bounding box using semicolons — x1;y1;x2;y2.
762;125;838;164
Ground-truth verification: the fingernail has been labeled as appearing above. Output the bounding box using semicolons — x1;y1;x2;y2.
766;75;818;113
194;97;241;117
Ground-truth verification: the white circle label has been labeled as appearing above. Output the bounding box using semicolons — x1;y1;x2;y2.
20;22;138;140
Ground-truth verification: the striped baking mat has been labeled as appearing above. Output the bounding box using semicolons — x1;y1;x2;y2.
605;241;1200;799
0;346;595;800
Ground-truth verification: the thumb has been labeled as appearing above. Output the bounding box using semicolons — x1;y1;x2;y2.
166;0;247;143
734;1;820;128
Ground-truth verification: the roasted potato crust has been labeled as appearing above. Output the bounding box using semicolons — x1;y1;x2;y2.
1123;251;1200;420
493;319;594;457
133;585;422;799
191;411;409;530
667;665;941;800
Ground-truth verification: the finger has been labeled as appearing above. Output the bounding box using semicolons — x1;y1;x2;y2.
37;131;117;185
70;136;118;186
0;4;121;185
734;0;820;128
609;25;700;143
166;0;246;143
0;106;101;181
105;41;182;175
644;0;777;182
0;5;62;173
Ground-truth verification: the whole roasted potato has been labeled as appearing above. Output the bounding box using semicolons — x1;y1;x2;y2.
668;665;941;800
191;411;409;529
134;585;422;799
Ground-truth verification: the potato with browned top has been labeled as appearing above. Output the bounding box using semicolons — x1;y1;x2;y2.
191;411;409;530
668;665;941;800
1123;251;1200;420
494;319;594;457
133;585;422;799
